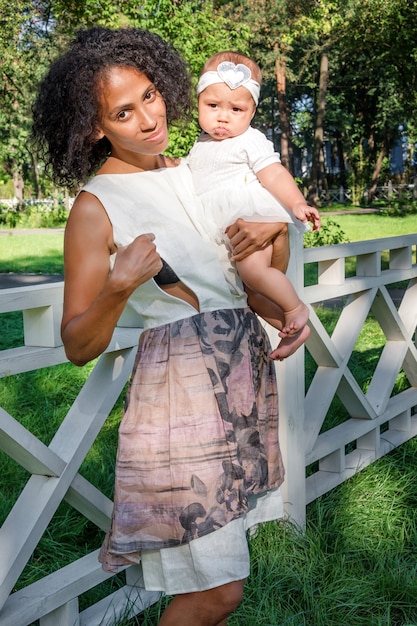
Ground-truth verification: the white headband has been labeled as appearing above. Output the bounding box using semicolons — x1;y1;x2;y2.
197;61;260;105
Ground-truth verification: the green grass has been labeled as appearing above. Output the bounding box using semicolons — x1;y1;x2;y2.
0;212;415;278
2;366;417;625
105;440;417;625
321;213;416;242
0;232;64;274
0;357;128;616
1;303;416;624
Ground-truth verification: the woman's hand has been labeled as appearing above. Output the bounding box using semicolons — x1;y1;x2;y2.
110;234;162;294
225;219;284;262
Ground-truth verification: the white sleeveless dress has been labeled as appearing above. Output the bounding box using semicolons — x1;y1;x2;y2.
81;161;285;594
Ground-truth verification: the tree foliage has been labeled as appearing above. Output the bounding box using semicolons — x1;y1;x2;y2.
331;0;417;198
0;0;416;202
274;0;416;202
0;0;252;195
118;0;252;154
0;1;45;198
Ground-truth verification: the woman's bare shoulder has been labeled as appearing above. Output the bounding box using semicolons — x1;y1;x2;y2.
66;190;115;253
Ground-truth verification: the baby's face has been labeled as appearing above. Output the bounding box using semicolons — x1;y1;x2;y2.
198;82;256;140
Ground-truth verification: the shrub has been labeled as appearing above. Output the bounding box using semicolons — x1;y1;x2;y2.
0;199;69;228
0;202;19;228
304;218;349;247
379;198;417;217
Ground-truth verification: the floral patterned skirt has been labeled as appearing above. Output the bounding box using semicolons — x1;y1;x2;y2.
99;307;284;573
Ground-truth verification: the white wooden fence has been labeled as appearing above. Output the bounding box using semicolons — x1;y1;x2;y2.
320;183;417;205
0;231;416;625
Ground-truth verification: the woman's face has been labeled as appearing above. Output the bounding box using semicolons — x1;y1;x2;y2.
96;65;169;165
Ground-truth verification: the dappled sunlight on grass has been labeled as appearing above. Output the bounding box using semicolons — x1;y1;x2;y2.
320;213;417;242
137;441;417;626
0;232;64;274
0;362;95;446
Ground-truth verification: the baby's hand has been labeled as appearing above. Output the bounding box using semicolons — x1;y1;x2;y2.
292;203;321;231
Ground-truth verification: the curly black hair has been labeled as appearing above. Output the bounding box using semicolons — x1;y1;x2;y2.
32;27;193;187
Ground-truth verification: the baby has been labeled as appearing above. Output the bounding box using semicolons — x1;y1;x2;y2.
188;51;321;360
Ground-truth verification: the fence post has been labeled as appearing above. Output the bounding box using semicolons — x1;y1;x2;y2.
39;599;79;626
266;225;307;527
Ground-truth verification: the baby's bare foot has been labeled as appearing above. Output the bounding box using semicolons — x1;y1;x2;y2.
270;324;310;361
279;302;310;338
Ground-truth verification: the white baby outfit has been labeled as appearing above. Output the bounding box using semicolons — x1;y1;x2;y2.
187;126;308;245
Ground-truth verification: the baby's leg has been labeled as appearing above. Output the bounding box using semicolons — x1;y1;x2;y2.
269;324;310;361
245;288;285;330
245;287;310;360
237;247;309;337
238;224;309;360
271;222;289;273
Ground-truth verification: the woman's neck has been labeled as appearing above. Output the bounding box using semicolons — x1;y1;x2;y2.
97;154;179;175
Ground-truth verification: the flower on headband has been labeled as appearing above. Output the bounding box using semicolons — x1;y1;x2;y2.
196;60;261;105
216;61;252;90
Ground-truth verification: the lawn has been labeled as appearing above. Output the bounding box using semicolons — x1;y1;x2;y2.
322;212;417;242
0;212;416;277
1;213;417;625
0;231;64;274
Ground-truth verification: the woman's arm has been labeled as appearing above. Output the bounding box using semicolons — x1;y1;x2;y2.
61;192;162;366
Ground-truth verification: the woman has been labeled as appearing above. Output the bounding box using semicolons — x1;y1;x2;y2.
32;26;285;626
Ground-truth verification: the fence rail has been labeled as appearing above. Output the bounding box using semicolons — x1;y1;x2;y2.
318;183;417;205
1;231;416;625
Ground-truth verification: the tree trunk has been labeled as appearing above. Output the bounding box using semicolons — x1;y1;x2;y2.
275;56;292;172
31;152;41;199
12;168;24;203
335;130;347;188
367;144;387;203
307;51;329;205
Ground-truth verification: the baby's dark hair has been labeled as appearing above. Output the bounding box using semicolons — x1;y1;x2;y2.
32;27;192;187
201;51;262;85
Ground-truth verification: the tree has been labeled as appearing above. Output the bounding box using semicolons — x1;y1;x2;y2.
292;0;417;203
0;0;41;199
218;0;417;203
0;0;73;198
307;50;329;204
2;0;417;199
118;0;252;154
217;0;317;172
332;0;417;201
